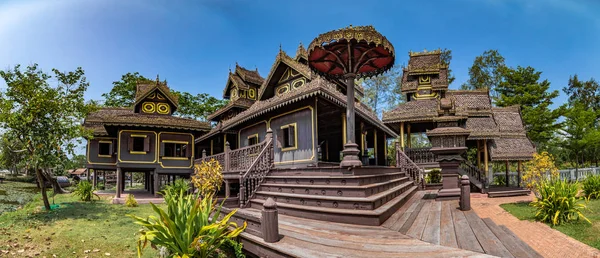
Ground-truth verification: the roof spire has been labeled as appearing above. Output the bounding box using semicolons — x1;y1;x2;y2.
279;43;283;53
156;74;160;84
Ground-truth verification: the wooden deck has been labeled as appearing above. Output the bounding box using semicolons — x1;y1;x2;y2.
239;208;492;257
382;190;542;258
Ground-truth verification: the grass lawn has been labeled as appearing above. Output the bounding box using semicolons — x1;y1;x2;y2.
501;199;600;250
0;181;161;257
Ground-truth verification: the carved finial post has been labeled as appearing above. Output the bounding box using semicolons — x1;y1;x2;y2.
266;128;274;165
266;127;273;141
262;197;280;243
202;149;206;159
460;175;471;211
156;74;160;84
224;141;230;172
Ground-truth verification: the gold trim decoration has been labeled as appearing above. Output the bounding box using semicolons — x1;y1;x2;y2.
275;83;290;96
270;106;315;164
156;93;165;100
157;103;170;114
142;102;156;113
148;92;156;99
419;75;431;84
247;133;259;145
158;132;194;169
86;137;117;166
130;151;147;155
98;154;112;158
238;121;267;147
161;140;189;144
280;122;298;151
118;130;157;164
248;88;256;99
292;78;305;89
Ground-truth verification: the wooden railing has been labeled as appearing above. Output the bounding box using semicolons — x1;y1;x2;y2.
396;144;424;189
239;130;274;208
196;136;267;173
459;161;486;192
405;147;437;164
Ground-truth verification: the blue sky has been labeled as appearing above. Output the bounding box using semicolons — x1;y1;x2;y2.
1;0;599;109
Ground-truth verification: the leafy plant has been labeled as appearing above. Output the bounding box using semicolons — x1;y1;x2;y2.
125;194;138;207
530;179;590;226
128;191;246;258
191;159;223;197
582;174;600;199
425;169;441;184
162;178;191;199
523;152;560;197
493;175;506;186
72;180;99;202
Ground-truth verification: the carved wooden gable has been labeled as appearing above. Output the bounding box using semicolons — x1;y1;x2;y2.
137;90;175;115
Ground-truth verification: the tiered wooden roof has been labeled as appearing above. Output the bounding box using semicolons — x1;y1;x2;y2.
84;81;210;137
401;49;449;94
489;106;535;161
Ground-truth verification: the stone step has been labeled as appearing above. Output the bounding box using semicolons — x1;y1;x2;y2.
259;177;410;197
250;185;418;226
487;189;530;198
263;172;406;186
254;181;415;210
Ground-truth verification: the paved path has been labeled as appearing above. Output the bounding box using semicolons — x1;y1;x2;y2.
470;193;600;258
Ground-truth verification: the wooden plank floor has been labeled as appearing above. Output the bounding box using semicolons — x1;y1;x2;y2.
241;207;493;257
383;190;542;258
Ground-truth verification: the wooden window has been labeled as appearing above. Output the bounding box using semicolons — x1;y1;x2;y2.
280;123;297;151
247;134;259;146
162;142;188;158
129;134;149;154
98;141;112;157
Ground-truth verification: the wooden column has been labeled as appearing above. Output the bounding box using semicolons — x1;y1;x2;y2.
476;140;481;169
483;140;489;175
406;124;412;148
399;122;405;150
116;167;122;198
460;175;471;211
517;161;522;187
130;172;133;187
87;169;91;181
262;197;280;243
342;113;347;148
153;171;159;197
224;142;230;172
505;160;510;187
102;170;106;189
374;129;378;165
225;179;231;198
92;170;97;188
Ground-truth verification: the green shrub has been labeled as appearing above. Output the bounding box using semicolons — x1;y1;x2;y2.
128;191;246;258
72;180;99;202
161;178;191;199
125;194;138;207
582;174;600;199
425;169;441;184
530;179;590;226
493;175;506;186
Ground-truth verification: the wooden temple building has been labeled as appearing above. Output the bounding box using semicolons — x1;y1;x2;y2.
84;25;535;221
81;25;542;257
83;78;211;197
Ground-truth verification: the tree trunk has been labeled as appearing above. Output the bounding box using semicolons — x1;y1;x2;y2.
35;168;51;210
41;168;68;194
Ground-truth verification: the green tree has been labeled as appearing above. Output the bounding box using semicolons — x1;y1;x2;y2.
563;75;600;112
495;66;563;148
360;66;403;116
561;102;600;169
0;64;97;210
0;135;27;174
461;50;506;98
102;72;227;121
440;48;455;85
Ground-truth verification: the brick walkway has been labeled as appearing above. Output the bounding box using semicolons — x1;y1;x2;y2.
470;193;600;258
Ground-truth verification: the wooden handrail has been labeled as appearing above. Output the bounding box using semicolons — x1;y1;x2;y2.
239;138;273;207
396;147;424;189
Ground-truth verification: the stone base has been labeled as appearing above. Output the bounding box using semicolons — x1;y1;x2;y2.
340;142;362;168
436;188;461;201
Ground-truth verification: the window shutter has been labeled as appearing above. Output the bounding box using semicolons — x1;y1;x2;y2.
108;142;113;156
185;145;191;157
276;129;283;149
112;140;117;155
128;137;133;151
288;125;296;147
144;137;150;152
159;142;165;157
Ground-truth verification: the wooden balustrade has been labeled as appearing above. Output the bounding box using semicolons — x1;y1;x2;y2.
459;161;484;185
196;136;269;173
405;147;437;164
239;129;274;207
396;143;424;189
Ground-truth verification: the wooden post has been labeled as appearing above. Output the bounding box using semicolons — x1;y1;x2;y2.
102;170;106;189
483;140;489;175
407;123;411;148
374;129;378;165
399;122;405;151
476;140;481;169
130;172;133;187
153;172;159;197
261;197;280;243
342;113;347;148
92;170;97;188
202;149;206;159
87;169;91;182
225;179;231;198
116;167;122;198
505;160;510;187
224;142;230;172
460;175;471;211
517;161;522;187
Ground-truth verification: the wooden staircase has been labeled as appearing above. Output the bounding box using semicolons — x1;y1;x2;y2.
459;161;487;193
248;167;419;226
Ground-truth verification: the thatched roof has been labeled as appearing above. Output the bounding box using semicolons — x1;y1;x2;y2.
382;99;439;123
448;90;493;116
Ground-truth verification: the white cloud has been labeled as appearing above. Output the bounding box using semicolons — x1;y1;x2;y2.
0;0;71;36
